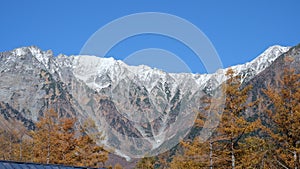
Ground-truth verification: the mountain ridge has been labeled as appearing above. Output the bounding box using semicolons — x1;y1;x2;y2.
8;44;290;92
0;44;291;159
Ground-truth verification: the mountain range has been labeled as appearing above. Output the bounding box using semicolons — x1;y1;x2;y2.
0;44;299;160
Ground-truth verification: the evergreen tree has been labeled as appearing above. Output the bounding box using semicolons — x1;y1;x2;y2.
32;109;108;167
32;109;59;164
74;118;108;168
263;67;300;169
55;118;77;165
215;68;259;168
169;138;210;169
135;156;156;169
0;109;109;167
114;163;123;169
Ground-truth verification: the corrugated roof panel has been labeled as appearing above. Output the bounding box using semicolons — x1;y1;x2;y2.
61;167;72;169
27;164;39;169
18;163;30;169
2;162;14;169
34;164;45;169
0;163;7;168
0;161;105;169
11;163;21;168
44;166;53;169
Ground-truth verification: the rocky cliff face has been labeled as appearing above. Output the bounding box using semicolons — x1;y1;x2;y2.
244;44;300;119
0;45;291;159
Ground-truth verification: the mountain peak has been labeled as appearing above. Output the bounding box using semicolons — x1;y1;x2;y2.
12;46;42;56
254;45;290;63
216;45;290;83
11;46;53;70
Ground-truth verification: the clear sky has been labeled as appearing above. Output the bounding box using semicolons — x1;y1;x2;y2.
0;0;299;73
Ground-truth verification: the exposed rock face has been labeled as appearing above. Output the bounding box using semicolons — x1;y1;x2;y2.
244;44;300;119
0;45;291;159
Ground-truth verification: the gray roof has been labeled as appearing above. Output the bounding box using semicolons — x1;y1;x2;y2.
0;161;105;169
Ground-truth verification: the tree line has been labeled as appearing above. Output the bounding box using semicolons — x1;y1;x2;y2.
0;109;112;168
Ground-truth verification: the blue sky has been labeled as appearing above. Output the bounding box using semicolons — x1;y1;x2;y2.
0;0;299;73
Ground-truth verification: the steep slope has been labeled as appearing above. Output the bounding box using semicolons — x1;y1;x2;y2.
0;47;80;123
244;44;300;118
0;44;290;159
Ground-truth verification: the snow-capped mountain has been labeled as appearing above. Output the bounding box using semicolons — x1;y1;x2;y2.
8;45;289;94
0;44;291;159
57;45;289;92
